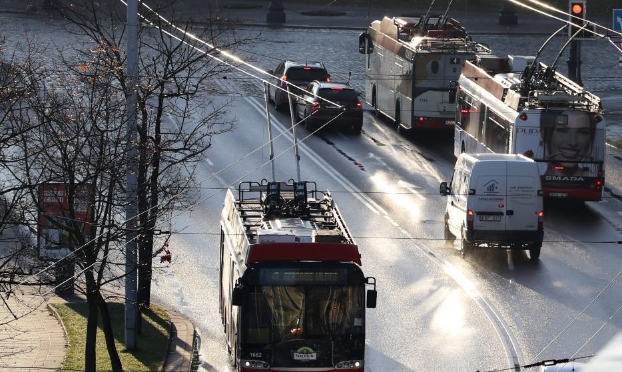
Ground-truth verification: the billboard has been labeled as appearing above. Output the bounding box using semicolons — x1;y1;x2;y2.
37;183;92;261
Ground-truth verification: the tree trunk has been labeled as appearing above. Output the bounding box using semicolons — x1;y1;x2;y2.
97;291;123;371
85;272;99;372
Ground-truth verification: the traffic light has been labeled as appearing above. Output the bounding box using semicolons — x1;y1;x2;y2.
568;1;592;39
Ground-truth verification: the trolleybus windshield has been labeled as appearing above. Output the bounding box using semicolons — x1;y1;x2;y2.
243;284;365;345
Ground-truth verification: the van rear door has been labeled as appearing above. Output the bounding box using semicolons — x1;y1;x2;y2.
473;163;507;231
505;164;540;232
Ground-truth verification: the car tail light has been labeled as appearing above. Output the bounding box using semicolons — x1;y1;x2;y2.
303;66;311;70
356;102;362;108
326;76;331;82
466;209;474;229
537;210;544;230
330;87;344;91
311;101;320;111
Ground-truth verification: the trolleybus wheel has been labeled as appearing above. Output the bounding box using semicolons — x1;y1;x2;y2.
394;103;401;131
372;88;379;117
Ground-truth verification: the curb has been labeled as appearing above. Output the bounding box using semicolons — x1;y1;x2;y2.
45;303;69;365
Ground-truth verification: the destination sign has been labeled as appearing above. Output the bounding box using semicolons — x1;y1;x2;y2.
258;268;347;285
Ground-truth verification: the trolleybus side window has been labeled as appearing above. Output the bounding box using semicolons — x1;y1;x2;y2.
484;109;510;153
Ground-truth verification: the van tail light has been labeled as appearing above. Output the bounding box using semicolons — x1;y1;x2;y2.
537;211;544;230
311;101;320;111
466;209;474;229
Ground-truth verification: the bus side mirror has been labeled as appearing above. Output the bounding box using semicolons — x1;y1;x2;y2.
448;81;457;104
366;289;377;308
440;181;449;196
365;276;377;308
232;284;245;307
358;32;373;54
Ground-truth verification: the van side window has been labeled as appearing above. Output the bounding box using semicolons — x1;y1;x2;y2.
458;173;469;196
449;169;460;194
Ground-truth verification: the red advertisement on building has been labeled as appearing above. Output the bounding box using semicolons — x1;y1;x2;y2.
38;183;93;261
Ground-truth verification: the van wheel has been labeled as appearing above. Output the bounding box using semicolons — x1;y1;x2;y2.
444;217;455;241
460;238;472;258
529;244;541;261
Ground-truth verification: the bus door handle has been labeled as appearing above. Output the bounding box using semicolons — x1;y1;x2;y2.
506;210;514;216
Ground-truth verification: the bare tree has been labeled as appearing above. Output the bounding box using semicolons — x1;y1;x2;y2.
54;0;248;312
2;0;252;369
0;35;57;318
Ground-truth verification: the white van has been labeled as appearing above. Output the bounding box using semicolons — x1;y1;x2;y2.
439;153;544;260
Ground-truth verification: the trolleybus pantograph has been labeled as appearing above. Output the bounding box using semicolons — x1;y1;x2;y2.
219;179;377;372
454;54;605;201
358;13;491;132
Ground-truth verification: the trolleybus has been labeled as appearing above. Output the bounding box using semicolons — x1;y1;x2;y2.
220;179;377;372
454;54;605;201
358;14;491;132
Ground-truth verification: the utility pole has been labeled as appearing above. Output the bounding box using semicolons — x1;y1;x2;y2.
125;0;139;350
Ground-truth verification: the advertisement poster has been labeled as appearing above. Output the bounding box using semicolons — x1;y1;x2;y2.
37;183;92;261
515;110;605;178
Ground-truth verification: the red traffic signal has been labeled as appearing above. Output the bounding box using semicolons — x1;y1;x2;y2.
568;1;588;38
570;2;584;16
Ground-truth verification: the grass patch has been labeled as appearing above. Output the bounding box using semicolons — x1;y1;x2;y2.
51;301;171;372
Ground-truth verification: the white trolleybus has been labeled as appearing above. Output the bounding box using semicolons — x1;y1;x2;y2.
455;54;605;201
358;13;491;132
220;179;377;372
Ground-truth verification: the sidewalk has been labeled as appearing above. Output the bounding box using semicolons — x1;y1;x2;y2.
0;285;195;372
0;1;621;371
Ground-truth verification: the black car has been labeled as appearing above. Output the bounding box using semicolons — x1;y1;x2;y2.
267;60;330;112
295;81;363;133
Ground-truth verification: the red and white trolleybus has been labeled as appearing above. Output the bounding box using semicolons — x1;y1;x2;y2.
219;179;377;372
454;54;605;201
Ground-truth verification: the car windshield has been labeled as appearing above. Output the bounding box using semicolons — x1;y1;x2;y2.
317;88;358;103
287;67;327;82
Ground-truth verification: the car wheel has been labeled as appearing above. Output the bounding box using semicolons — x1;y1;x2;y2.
529;244;541;261
304;111;315;132
351;121;363;134
274;92;282;111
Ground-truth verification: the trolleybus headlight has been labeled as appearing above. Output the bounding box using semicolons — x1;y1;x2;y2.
241;360;270;369
335;360;363;369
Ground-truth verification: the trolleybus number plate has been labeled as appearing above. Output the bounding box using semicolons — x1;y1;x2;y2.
549;192;568;198
445;120;455;125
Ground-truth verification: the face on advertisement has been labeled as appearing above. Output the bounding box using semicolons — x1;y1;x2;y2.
545;110;593;175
